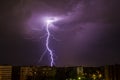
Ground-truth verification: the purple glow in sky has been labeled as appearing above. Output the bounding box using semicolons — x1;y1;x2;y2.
0;0;120;67
46;17;58;25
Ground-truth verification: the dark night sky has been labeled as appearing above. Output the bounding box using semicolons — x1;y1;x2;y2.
0;0;120;67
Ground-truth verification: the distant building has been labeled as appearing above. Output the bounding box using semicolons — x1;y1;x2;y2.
20;66;56;80
0;65;120;80
32;66;56;80
77;66;84;77
55;67;80;80
20;66;32;80
105;64;120;80
83;66;104;80
0;66;12;80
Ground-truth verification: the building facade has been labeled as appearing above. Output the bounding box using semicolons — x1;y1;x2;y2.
105;64;120;80
0;66;12;80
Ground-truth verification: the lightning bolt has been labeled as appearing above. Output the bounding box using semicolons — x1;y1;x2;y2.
39;17;61;66
46;23;54;67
